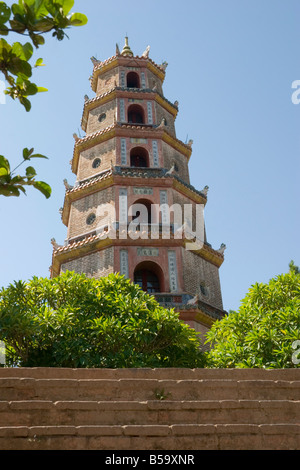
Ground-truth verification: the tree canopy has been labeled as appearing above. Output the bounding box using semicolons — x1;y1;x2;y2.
0;0;87;198
205;265;300;368
0;271;204;368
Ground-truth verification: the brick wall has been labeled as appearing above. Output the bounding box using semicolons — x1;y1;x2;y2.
86;100;116;135
162;141;190;184
77;139;116;181
60;247;114;278
96;68;118;95
68;187;115;240
154;103;176;136
183;249;223;309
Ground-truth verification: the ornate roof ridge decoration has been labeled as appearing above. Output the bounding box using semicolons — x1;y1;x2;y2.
65;168;113;194
112;166;208;200
51;232;224;262
71;123;193;174
64;165;207;206
61;165;208;227
50;229;224;279
120;36;133;57
81;87;179;131
92;54;166;75
90;54;166;92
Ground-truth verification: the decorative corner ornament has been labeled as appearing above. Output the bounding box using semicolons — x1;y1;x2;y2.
217;243;226;254
63;179;73;191
202;185;209;196
51;238;60;249
142;45;150;58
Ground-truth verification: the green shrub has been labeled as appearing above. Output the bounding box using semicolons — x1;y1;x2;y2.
205;270;300;368
0;271;204;368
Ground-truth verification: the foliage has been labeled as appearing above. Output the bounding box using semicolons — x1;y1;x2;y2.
0;271;204;368
0;148;51;197
205;267;300;368
0;0;87;198
0;0;87;110
289;259;300;275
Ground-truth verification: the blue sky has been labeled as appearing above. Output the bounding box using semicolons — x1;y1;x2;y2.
1;0;299;313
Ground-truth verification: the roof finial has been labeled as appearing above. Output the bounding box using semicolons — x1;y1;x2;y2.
121;36;133;57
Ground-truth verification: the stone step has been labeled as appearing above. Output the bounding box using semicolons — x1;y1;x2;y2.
0;367;299;380
0;377;299;401
1;399;299;426
0;423;299;450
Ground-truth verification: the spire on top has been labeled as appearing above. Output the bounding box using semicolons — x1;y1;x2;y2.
121;36;133;57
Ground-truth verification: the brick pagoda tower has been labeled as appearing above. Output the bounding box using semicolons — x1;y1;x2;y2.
50;38;226;338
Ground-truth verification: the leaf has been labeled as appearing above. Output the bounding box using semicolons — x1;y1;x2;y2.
34;17;54;32
12;41;33;61
0;155;10;172
28;153;48;159
29;32;45;47
32;180;51;198
25;166;37;177
0;2;11;24
11;4;24;16
23;81;38;96
8;57;32;77
34;57;44;67
0;24;8;35
60;0;75;15
68;12;88;26
23;147;34;160
0;184;21;196
20;96;31;111
0;37;10;54
36;86;48;93
33;0;49;18
9;18;26;33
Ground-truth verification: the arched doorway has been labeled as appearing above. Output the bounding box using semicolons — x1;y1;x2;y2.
134;261;164;293
128;104;144;124
130;198;152;225
130;146;149;167
127;71;140;88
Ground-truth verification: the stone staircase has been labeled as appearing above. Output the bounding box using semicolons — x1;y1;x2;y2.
0;367;299;450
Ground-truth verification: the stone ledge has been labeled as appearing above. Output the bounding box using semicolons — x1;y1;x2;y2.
0;423;299;438
0;367;299;380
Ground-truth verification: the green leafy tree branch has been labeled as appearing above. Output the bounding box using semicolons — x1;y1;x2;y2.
205;262;300;369
0;272;204;368
0;0;87;198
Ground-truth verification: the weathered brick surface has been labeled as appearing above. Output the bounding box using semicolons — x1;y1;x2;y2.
86;101;116;136
162;141;190;184
77;139;116;181
183;249;223;308
0;368;299;450
67;186;115;240
61;247;114;279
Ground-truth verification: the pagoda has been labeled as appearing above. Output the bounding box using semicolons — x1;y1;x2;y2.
50;38;226;338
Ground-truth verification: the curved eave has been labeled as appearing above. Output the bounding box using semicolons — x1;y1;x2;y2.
183;241;224;267
179;306;226;327
51;233;224;279
90;55;166;93
81;88;179;133
62;169;207;227
71;124;192;174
